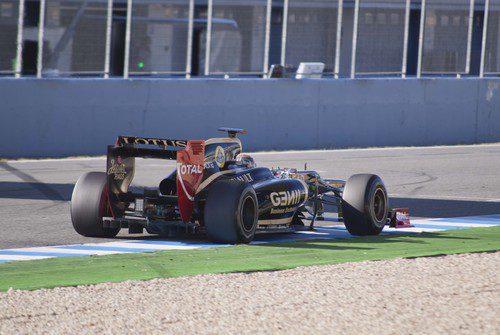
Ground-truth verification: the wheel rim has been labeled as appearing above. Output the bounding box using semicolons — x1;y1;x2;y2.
241;195;256;232
372;188;386;222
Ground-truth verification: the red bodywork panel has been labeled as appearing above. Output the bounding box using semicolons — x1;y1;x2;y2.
176;140;205;223
389;208;413;228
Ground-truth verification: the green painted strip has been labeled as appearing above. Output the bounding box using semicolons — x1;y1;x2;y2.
0;227;499;292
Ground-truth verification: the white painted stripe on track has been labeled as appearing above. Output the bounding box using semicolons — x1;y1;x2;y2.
413;221;498;228
9;247;130;256
384;227;443;233
0;255;55;261
8;143;500;164
389;194;500;203
89;242;202;250
0;214;498;263
249;143;500;156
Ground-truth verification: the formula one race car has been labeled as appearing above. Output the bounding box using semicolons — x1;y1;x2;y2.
71;128;407;244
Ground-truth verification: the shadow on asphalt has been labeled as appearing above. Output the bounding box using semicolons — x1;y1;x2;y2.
390;197;500;218
1;182;500;219
0;181;73;201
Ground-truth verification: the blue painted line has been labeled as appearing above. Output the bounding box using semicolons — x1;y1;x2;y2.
466;214;500;220
323;226;347;230
56;245;159;253
128;240;222;248
314;227;348;231
411;224;468;230
0;250;88;257
431;218;500;225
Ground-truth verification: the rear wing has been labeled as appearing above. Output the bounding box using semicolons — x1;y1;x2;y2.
117;136;187;149
107;136;188;193
107;135;205;223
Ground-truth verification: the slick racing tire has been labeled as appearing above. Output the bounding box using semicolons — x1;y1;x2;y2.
204;180;258;244
341;174;388;236
71;172;120;238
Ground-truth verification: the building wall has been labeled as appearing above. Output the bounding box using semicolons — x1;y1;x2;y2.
0;78;499;158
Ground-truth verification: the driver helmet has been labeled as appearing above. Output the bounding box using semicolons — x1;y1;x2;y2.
236;153;256;168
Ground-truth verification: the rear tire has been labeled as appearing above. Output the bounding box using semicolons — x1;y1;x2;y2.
341;174;388;236
71;172;120;238
204;180;258;244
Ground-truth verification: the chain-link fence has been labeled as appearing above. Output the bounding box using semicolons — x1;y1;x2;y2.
126;0;193;76
354;0;409;76
3;0;500;78
420;0;474;75
282;0;339;74
483;0;500;75
205;0;270;75
0;0;21;75
41;0;111;76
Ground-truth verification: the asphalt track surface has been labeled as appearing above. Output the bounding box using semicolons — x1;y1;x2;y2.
1;144;499;249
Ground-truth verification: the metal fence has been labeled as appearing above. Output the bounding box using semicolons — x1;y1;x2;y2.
353;0;410;77
125;0;193;77
0;0;498;78
0;0;22;76
419;0;474;76
204;0;271;75
281;0;340;75
40;0;111;77
482;0;500;75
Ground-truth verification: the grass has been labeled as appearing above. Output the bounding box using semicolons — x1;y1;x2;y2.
1;227;499;291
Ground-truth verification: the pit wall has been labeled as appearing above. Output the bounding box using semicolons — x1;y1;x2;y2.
0;78;499;158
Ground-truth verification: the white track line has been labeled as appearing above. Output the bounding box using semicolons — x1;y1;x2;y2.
88;242;201;250
1;214;498;263
7;143;500;163
414;221;498;228
384;227;442;233
10;247;128;256
0;255;54;261
249;143;500;156
389;194;500;203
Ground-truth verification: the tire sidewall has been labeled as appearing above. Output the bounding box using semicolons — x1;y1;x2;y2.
342;174;389;236
71;172;120;237
204;180;258;244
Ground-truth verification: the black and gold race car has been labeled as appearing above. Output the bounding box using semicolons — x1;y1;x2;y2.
71;128;405;244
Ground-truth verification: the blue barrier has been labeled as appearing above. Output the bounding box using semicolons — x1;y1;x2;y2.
0;78;499;158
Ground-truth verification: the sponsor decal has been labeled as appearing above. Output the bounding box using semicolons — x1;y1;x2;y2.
270;190;302;207
270;206;297;214
215;146;225;168
176;140;205;223
204;161;215;169
107;159;126;180
179;164;203;175
396;210;410;222
231;173;254;183
120;137;187;148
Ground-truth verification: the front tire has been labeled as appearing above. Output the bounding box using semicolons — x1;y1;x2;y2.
341;174;388;236
71;172;120;238
204;180;258;244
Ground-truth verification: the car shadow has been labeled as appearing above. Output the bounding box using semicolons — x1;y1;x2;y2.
389;197;500;218
253;230;479;251
2;182;499;220
0;181;73;201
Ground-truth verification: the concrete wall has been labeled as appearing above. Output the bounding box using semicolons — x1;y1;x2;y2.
0;78;499;158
